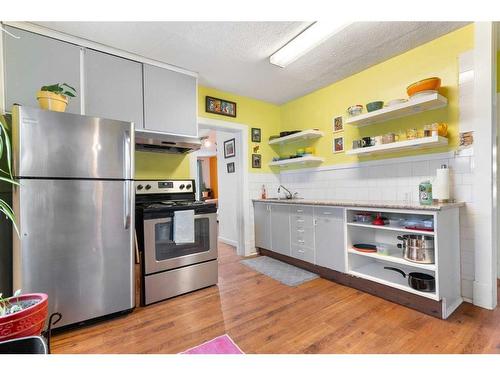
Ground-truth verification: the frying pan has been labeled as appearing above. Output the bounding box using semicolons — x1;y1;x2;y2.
384;266;435;292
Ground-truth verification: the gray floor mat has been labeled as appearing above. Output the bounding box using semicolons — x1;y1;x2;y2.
241;256;319;286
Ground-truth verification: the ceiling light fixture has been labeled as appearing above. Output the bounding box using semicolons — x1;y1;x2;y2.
269;22;349;68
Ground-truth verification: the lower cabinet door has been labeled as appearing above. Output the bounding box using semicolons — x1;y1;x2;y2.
314;207;345;272
291;244;314;264
270;204;291;256
254;203;271;250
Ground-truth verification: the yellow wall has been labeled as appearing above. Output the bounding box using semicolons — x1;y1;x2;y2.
279;24;474;167
197;86;281;173
135;86;281;179
136;24;474;178
497;50;500;92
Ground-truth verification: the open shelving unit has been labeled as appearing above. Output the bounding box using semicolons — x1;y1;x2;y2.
347;248;436;271
344;207;463;317
268;129;324;145
346;135;448;156
345;92;448;127
268;155;324;168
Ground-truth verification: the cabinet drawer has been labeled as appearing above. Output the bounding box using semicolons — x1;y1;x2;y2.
291;244;315;264
291;227;314;248
314;207;343;220
290;205;313;216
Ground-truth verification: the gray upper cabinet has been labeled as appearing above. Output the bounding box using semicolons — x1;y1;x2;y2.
143;64;197;136
270;204;291;256
3;26;81;114
254;203;271;250
84;49;144;129
314;207;345;272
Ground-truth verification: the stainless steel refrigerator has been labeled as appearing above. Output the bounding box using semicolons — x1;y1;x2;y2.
11;105;135;329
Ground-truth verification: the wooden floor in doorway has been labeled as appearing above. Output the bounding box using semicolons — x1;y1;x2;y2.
51;242;500;354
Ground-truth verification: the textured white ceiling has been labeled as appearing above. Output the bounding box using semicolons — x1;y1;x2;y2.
34;21;469;104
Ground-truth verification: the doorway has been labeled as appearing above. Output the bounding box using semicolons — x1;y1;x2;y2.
190;117;251;257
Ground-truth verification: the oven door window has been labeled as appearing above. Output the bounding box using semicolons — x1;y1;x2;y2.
155;217;210;261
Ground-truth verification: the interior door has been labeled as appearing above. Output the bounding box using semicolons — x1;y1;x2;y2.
13;179;134;328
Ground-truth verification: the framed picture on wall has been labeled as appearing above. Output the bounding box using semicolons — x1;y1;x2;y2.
333;116;344;133
224;138;236;158
252;154;262;168
333;136;344;153
227;162;235;173
206;96;237;117
251;128;261;142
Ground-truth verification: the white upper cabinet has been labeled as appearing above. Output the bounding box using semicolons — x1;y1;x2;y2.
3;26;82;114
84;49;144;129
143;64;198;137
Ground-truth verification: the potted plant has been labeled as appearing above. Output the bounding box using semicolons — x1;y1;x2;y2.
36;83;77;112
201;182;210;199
0;115;49;342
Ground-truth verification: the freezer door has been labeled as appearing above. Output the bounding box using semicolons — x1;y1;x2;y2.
13;179;135;328
12;105;134;179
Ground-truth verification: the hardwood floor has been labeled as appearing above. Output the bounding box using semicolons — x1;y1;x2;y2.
51;242;500;354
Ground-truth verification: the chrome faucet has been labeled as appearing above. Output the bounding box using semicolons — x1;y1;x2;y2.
278;185;298;200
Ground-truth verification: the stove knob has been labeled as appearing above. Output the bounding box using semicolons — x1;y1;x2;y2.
179;184;185;190
137;184;144;191
186;184;192;190
145;184;152;190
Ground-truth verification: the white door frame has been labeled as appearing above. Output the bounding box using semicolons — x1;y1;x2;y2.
191;116;251;257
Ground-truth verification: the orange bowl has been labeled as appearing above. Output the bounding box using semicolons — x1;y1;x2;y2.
407;77;441;97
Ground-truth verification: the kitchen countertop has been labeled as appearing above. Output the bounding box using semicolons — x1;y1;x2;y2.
252;198;464;211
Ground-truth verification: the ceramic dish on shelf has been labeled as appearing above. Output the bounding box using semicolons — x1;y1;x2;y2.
409;89;439;99
407;77;441;97
347;105;363;116
366;101;384;112
352;244;378;253
386;98;408;107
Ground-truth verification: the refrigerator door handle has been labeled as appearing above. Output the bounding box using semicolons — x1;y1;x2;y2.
124;181;131;230
123;130;132;180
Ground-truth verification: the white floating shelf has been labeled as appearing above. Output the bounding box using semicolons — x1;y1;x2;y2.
349;263;438;300
346;135;448;156
268;155;324;168
346;222;435;235
348;248;436;271
345;93;448;127
268;129;324;145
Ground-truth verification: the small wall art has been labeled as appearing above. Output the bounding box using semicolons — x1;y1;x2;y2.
333;136;344;153
252;154;262;168
224;138;236;158
206;96;237;117
251;128;261;142
333;115;344;133
227;162;235;173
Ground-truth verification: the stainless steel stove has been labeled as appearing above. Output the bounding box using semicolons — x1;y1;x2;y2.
135;179;218;306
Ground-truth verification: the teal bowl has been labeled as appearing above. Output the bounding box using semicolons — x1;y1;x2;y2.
366;101;384;112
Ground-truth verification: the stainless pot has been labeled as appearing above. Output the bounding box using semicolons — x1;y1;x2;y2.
397;235;435;264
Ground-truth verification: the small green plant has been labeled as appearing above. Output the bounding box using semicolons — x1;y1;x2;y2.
40;83;77;98
0;114;18;234
0;289;21;317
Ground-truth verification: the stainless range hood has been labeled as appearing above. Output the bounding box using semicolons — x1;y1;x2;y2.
135;129;201;153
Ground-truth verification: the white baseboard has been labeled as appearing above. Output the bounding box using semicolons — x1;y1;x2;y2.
218;236;238;247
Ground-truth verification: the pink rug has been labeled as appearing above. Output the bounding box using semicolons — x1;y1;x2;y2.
181;334;244;354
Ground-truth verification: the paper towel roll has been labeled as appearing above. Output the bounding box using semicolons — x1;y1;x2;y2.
434;166;450;201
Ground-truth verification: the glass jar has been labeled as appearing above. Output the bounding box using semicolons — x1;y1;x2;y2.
406;128;417;140
424;124;432;137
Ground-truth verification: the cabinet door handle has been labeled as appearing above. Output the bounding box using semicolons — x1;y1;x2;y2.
296;229;304;233
296;209;303;213
298;240;305;244
296;219;304;223
298;249;305;253
322;212;332;215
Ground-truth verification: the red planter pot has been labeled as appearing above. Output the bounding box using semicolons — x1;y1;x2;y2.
0;293;48;342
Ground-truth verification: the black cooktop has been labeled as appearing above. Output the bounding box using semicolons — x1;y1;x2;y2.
137;199;217;215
